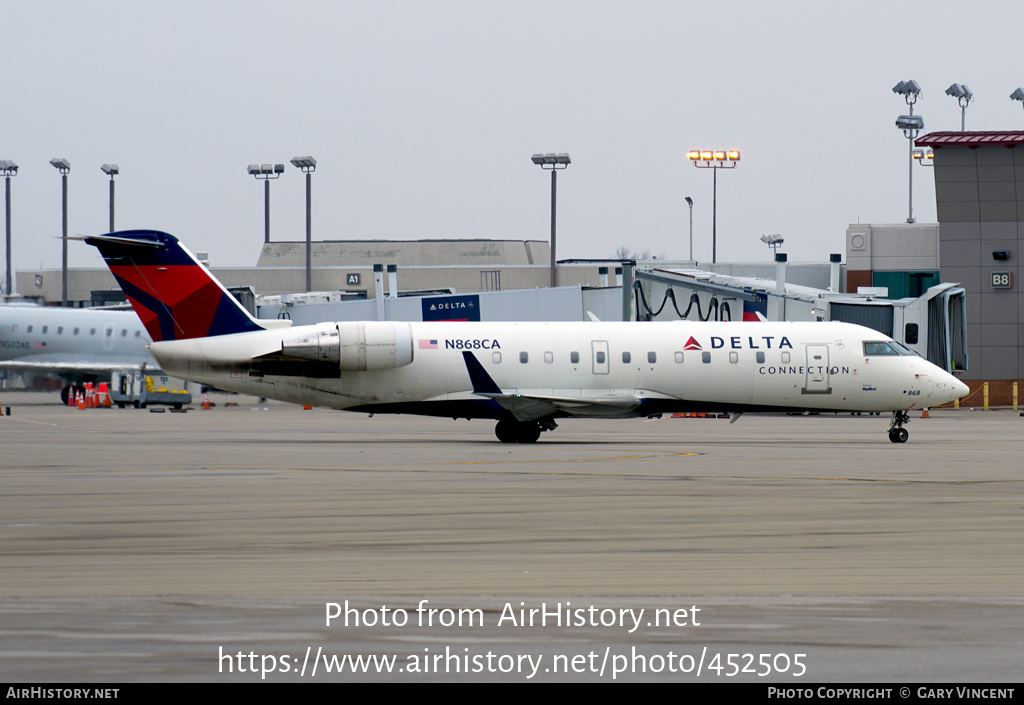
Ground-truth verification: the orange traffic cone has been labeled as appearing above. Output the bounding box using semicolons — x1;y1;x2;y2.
922;408;930;418
202;392;210;410
76;389;85;410
97;382;111;407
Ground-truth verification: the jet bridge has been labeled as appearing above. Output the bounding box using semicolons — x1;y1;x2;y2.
633;265;967;373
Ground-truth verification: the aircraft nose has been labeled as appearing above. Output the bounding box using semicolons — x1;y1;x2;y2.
952;378;970;400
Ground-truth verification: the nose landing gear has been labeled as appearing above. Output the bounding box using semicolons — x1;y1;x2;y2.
888;411;910;443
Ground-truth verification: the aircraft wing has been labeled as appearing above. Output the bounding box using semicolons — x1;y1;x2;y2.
461;350;642;421
0;360;149;373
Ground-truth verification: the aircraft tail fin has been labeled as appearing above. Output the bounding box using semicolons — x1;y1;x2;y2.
83;230;266;342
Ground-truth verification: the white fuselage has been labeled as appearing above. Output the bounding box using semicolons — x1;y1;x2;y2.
0;305;154;374
148;320;968;417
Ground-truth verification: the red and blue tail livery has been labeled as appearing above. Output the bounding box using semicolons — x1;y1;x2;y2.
84;230;265;342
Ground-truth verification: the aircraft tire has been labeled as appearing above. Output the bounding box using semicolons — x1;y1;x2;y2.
889;428;909;444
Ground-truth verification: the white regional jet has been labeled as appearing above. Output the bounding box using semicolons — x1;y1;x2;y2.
84;230;968;444
0;303;153;403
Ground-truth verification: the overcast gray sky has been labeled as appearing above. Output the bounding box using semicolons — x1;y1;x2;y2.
3;0;1023;280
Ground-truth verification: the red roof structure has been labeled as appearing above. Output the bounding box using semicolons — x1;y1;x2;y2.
915;131;1024;147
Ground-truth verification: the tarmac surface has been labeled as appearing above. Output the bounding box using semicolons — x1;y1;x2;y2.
1;390;1022;682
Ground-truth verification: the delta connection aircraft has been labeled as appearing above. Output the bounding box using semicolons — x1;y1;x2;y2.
83;230;968;444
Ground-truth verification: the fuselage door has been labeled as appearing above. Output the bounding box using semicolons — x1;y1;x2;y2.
591;340;609;375
803;344;831;394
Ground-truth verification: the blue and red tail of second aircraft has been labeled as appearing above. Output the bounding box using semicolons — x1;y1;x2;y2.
86;230;265;342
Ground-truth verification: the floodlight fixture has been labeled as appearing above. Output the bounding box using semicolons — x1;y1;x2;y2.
945;83;973;130
249;163;284;179
892;80;922;99
1012;88;1024;109
532;152;571;287
912;147;934;166
688;149;740;263
290;156;317;171
0;160;18;175
532;153;570;168
760;233;784;256
49;157;70;174
896;114;925;131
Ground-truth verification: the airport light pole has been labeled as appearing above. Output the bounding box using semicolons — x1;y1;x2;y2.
687;150;740;263
893;80;923;224
290;156;316;292
685;196;693;261
531;153;570;288
1;160;17;296
50;158;71;306
248;163;284;244
944;83;973;131
101;164;118;232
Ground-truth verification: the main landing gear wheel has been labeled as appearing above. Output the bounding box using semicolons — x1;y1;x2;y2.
888;411;910;444
495;419;542;444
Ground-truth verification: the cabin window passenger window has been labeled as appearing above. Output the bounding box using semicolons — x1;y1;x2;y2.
105;328;112;337
596;351;606;364
135;330;142;337
675;351;683;363
647;352;657;363
781;352;790;364
10;325;16;333
702;352;711;363
42;326;48;334
26;325;32;333
544;351;553;363
121;329;128;337
570;352;579;364
622;351;631;363
519;352;529;363
73;327;80;335
57;326;64;334
756;351;765;363
492;352;502;364
729;352;739;363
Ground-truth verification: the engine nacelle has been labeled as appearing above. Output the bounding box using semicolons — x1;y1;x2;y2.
280;322;414;371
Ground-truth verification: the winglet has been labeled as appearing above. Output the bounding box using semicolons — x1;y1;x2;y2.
462;351;503;395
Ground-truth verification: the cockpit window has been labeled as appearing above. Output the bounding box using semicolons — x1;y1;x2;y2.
864;341;900;356
864;340;918;356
